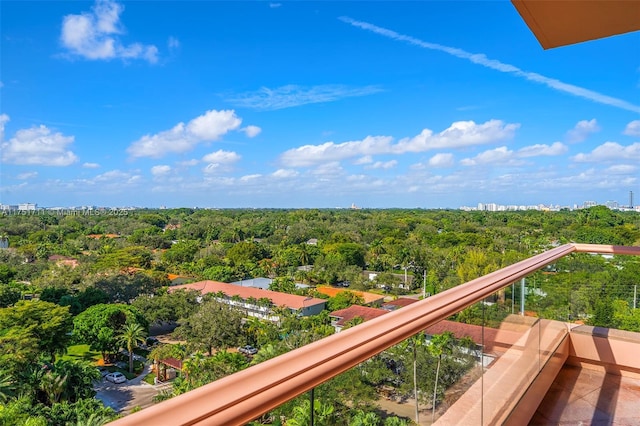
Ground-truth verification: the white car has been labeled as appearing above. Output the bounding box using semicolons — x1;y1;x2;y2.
105;372;127;384
238;345;258;355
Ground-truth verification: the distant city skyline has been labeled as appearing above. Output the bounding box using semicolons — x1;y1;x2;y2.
1;1;639;208
2;195;639;213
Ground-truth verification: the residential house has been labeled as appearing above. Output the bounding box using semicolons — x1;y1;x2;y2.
329;305;389;332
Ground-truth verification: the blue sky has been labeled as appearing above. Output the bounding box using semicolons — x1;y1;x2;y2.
1;1;639;208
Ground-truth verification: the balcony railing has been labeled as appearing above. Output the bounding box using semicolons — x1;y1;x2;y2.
110;243;640;425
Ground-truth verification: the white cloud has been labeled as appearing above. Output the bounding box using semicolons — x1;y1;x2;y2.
187;110;242;140
310;162;344;177
572;142;640;162
241;125;262;138
461;146;515;166
240;174;262;182
566;119;600;143
354;156;374;165
604;164;637;174
340;17;640;114
279;120;517;167
272;169;299;178
517;142;567;157
202;150;241;174
395;120;519;152
366;160;397;170
82;162;101;168
227;84;383;110
202;150;241;164
0;113;9;140
16;172;38;180
2;123;78;166
428;153;454;167
94;170;131;181
461;141;568;166
151;165;171;176
60;0;158;63
623;120;640;137
127;109;243;158
281;136;393;167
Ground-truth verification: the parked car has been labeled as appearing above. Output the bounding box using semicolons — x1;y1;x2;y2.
238;345;258;355
105;372;127;384
97;367;109;377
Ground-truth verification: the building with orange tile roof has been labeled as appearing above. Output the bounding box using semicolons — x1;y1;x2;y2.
169;280;326;320
315;286;385;306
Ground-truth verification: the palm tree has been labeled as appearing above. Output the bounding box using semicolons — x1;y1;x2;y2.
244;316;267;346
182;352;206;385
297;243;311;266
75;413;112;426
349;410;380;426
287;399;334;426
399;334;426;424
40;372;67;404
117;323;147;374
0;372;14;403
428;332;454;423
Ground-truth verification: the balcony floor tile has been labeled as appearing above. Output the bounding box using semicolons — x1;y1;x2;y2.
530;364;640;425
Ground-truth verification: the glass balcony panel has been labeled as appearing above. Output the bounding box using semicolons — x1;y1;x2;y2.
425;315;484;425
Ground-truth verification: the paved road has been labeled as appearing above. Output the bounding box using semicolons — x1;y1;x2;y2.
95;364;165;414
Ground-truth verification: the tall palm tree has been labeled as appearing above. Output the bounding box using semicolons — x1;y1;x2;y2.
399;334;426;425
117;323;147;374
428;332;454;423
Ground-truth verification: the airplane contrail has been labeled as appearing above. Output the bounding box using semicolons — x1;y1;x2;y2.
339;16;640;114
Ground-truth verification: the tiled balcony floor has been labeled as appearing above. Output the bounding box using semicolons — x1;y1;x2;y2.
529;364;640;425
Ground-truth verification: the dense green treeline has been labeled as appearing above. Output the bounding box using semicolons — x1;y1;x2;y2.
1;206;639;424
1;206;638;297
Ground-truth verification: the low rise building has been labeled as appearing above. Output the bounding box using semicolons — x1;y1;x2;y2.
169;280;326;321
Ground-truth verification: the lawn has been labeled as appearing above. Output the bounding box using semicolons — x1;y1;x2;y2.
63;344;144;379
143;373;157;385
62;344;102;364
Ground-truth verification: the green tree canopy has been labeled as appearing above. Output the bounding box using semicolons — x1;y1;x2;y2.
73;304;147;361
0;300;72;362
174;299;245;355
132;289;200;325
327;291;365;311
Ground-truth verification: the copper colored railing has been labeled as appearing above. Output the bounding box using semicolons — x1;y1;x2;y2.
109;244;640;425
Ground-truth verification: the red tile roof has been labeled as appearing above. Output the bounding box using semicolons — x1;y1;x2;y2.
169;281;326;310
423;319;525;354
329;305;389;327
382;298;419;309
159;357;183;370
